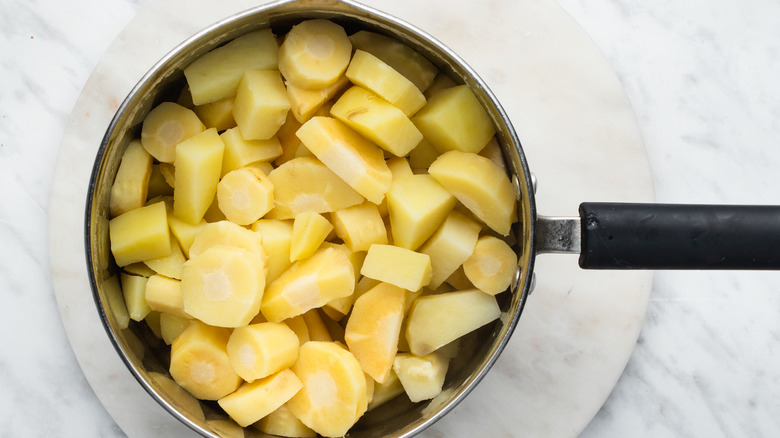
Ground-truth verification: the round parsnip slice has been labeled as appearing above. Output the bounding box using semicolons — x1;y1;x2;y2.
278;19;352;89
463;235;517;295
181;245;265;328
217;167;275;226
141;102;205;163
288;342;368;437
188;220;266;266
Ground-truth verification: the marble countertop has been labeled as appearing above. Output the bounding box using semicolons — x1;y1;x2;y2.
3;0;779;437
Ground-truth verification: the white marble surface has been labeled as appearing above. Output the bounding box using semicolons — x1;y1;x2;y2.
2;1;779;438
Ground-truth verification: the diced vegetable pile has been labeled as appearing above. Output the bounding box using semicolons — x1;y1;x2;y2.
106;19;519;437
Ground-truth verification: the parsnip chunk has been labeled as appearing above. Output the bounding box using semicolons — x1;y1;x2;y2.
109;201;170;267
346;50;426;117
256;403;316;437
330;202;387;252
463;235;517;295
287;75;349;123
120;273;150;322
226;322;300;382
145;274;190;319
143;234;187;280
413;85;495;154
393;352;449;403
405;289;501;357
428;150;515;236
170;321;241;400
290;211;333;262
217;167;275;226
110;140;153;217
141;102;205;163
278;19;352;89
361;244;431;292
219;369;303;427
188;220;266;266
348;31;437;92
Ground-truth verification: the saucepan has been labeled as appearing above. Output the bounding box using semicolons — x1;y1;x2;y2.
85;0;780;437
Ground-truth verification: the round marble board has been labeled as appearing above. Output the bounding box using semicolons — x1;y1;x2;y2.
49;0;655;436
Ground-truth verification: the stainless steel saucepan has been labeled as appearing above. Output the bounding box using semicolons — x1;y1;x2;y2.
85;0;780;437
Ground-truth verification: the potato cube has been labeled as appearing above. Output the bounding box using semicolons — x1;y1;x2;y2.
233;69;291;140
109;201;170;267
345;282;406;383
330;202;387;252
386;174;457;250
287;75;349;123
184;28;279;105
147;164;173;198
167;215;207;258
290;211;332;262
141;102;205;163
226;322;300;382
361;244;431;292
261;246;355;322
143;234;186;280
428;150;515;236
193;97;236;131
170;320;241;400
267;157;364;219
295;116;392;205
219;127;282;177
181;245;265;328
288;342;368;437
120;273;150;322
386;156;413;179
160;312;190;345
407;138;439;172
346;50;426;117
252;219;294;283
393;352;449;403
418;211;482;289
368;368;405;410
145;274;190;319
255;403;316;437
424;73;457;99
219;369;303;427
463;235;518;295
330;86;422;157
348;31;437;92
405;289;501;357
173;128;225;225
110;140;153;217
412;85;495;154
217;167;275;226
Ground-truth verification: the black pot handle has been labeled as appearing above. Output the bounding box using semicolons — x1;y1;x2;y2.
577;202;780;269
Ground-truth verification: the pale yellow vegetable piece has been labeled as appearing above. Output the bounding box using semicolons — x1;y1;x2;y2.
296;116;392;204
109;201;171;267
368;368;405;410
428;150;515;236
144;274;190;319
110;140;153;217
407;137;439;172
418;210;482;289
251;219;293;284
261;246;355;322
181;245;265;328
184;28;279;105
445;265;474;290
158;162;176;188
243;160;275;176
219;369;303;427
167;215;207;258
361;244;431;292
145;311;163;339
287;75;349;123
302;308;332;342
255;403;316;438
173;128;225;225
423;73;457;100
147;163;173;198
120;273;150;322
392;352;449;403
193;96;236;131
169;320;241;400
219;127;282;177
330;86;423;157
290;211;333;262
406;289;501;357
160;312;191;345
288;342;368;437
266;156;364;219
346;50;427;117
478;137;507;173
320;309;346;344
143;235;186;280
278;19;352;89
216;167;275;226
330;201;387;252
387;174;457;250
345;282;406;383
284;314;311;345
274;112;310;166
233;69;291;141
141;102;205;163
226;322;300;382
123;262;156;278
386;156;413;179
413;85;495;154
188;220;266;267
463;235;517;295
202;194;227;223
348;31;437;92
